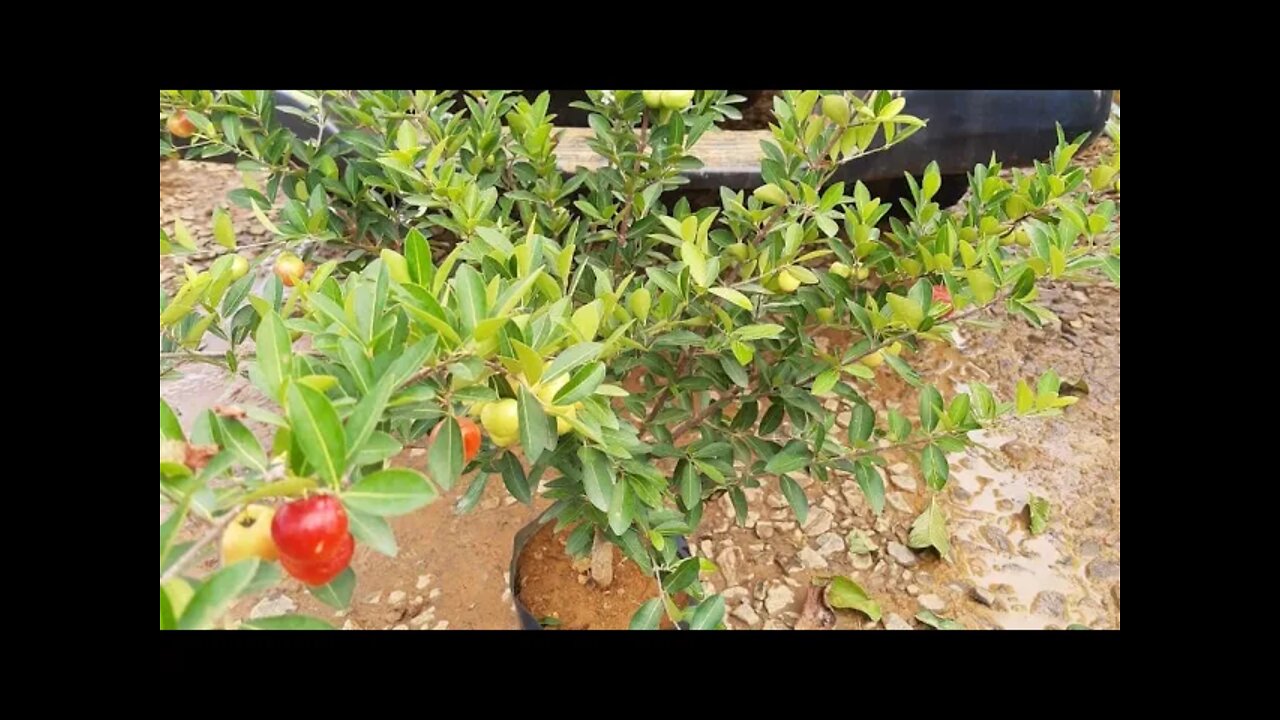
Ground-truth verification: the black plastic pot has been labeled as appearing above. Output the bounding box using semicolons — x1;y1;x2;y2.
509;509;691;630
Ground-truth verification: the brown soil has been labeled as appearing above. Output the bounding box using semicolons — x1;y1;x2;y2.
515;521;674;629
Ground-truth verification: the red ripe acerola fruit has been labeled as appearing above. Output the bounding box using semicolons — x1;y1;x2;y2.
270;495;349;564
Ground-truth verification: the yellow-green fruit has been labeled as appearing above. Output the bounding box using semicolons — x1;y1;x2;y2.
887;341;903;356
229;255;250;280
726;243;749;261
380;249;411;283
1015;230;1031;247
776;268;801;293
753;183;788;206
816;307;835;323
481;399;520;444
536;374;570;405
855;266;870;281
863;350;885;368
821;94;850;125
162;578;195;619
643;90;664;108
220;504;279;565
466;400;490;418
829;262;852;278
661;90;695;110
762;274;781;292
628;288;652;322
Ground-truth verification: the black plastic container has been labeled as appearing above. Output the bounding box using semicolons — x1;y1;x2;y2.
509;509;691;630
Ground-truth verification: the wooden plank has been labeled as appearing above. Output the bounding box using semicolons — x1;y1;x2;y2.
554;127;773;174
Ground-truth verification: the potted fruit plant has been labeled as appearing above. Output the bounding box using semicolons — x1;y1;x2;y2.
159;90;1119;630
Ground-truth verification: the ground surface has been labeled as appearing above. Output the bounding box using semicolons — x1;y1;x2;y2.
159;133;1118;630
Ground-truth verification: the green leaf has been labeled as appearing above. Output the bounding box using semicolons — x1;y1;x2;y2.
287;383;346;487
736;324;785;341
1016;379;1035;414
254;310;292;400
453;264;488;334
353;431;402;467
887;409;911;443
908;498;951;560
608;472;632;535
855;461;886;516
428;416;464;491
886;293;923;329
663;557;699;594
160;498;191;573
177;559;260;629
345;505;398;557
512;340;544;385
779;475;809;525
921;444;949;491
682;241;709;288
404;228;434;286
343;468;437;516
241;614;335;630
1028;495;1050;535
498;451;532;504
720;355;749;388
160;399;185;442
212;208;236;249
554;362;606;405
918;386;944;433
308;293;364;342
884;353;922;388
688;595;725;630
678;462;701;510
215;417;269;474
947;394;972;427
826;576;882;622
571;300;602;341
455;473;490;515
309;568;355;610
343;376;396;473
848;403;875;445
578;447;615;512
630;598;664;630
970;382;997;420
765;440;811;475
543;342;603;382
916;610;965;630
517;385;552;462
709;286;753;311
172;217;197;249
811;368;839;396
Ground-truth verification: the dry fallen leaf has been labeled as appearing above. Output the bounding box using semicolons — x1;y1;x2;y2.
793;585;835;630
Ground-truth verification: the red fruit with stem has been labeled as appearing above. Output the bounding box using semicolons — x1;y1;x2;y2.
270;495;349;564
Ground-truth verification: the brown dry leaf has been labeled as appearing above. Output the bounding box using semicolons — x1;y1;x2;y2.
793;585;835;630
213;404;247;420
184;443;220;471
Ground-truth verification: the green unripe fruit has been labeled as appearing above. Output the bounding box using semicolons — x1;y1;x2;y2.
829;262;852;278
661;90;695;110
776;268;800;293
642;90;664;109
821;94;850;125
816;307;835;323
726;243;749;261
229;255;250;280
628;287;652;323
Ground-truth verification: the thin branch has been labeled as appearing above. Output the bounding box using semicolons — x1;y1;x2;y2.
160;508;241;585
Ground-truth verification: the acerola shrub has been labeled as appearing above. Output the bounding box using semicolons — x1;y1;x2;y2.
160;90;1119;630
